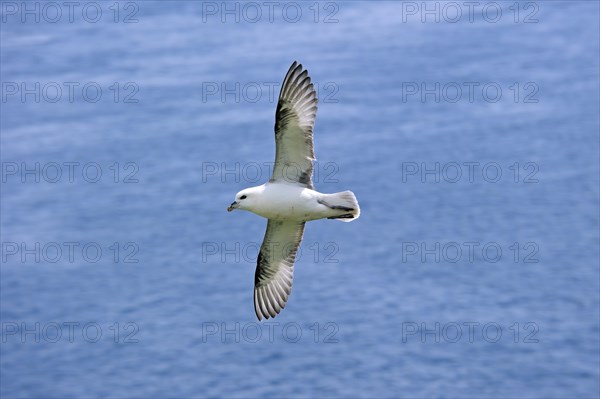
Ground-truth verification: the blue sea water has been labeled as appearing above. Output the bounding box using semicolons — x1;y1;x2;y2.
1;1;599;398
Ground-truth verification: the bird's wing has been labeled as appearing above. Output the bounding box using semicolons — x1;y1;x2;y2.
254;219;305;320
272;61;318;189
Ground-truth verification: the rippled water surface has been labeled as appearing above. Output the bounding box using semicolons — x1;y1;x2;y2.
1;1;599;398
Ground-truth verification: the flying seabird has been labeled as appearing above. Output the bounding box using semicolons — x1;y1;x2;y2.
227;61;360;320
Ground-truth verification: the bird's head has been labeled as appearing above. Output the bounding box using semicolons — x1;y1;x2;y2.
227;187;260;212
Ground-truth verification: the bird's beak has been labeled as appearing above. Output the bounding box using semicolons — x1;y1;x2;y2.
227;201;238;212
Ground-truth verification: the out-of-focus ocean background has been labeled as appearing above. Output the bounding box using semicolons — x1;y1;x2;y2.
1;1;599;398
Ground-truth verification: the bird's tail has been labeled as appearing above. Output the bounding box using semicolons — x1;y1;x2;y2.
321;191;360;222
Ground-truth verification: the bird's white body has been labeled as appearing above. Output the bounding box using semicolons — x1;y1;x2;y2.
238;183;334;221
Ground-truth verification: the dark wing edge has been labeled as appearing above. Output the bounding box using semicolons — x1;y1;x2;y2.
253;220;306;320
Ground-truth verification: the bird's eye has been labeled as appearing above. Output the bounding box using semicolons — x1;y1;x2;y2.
240;195;247;200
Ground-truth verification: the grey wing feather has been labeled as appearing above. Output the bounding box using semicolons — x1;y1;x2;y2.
272;61;318;189
254;220;305;320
